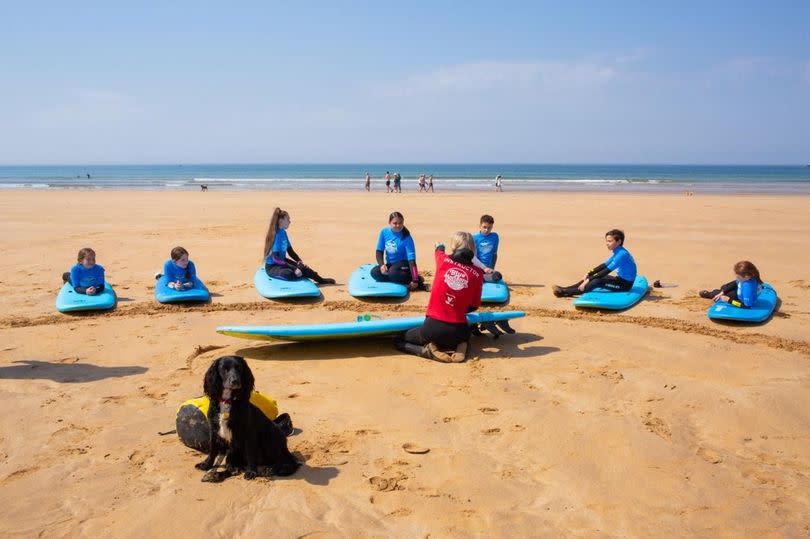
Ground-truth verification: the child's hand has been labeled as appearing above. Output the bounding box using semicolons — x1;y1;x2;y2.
183;282;193;289
380;264;388;274
294;268;303;278
483;267;493;274
712;292;724;302
408;281;418;291
578;279;589;292
717;294;730;303
86;286;97;295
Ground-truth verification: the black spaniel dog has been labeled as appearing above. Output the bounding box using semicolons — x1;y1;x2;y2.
195;355;300;480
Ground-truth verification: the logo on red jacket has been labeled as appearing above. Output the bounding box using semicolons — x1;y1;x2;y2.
444;268;469;291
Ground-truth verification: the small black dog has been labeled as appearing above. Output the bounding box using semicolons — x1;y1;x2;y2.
195;355;299;480
200;184;208;191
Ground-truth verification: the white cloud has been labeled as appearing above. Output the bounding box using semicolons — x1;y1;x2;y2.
383;59;620;97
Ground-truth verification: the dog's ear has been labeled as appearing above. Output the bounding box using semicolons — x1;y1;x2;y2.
237;356;255;397
203;357;222;399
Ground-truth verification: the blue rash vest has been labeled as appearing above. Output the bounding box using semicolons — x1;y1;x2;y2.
604;245;637;282
736;279;761;308
264;229;291;266
473;232;499;268
376;227;416;265
70;263;105;289
163;259;197;283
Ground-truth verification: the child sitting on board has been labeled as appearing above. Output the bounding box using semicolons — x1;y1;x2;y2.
699;260;763;308
472;214;503;282
553;229;637;297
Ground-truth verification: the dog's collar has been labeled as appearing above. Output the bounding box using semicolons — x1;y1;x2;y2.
220;398;233;405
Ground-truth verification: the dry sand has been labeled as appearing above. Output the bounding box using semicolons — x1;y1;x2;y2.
1;190;809;537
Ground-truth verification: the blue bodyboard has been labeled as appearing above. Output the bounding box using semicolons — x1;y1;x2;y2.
572;275;649;310
348;263;408;298
56;282;117;313
254;268;320;299
707;283;777;323
217;310;525;342
155;276;210;304
482;280;509;303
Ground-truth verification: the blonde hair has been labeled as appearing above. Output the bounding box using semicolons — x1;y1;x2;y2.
448;231;474;255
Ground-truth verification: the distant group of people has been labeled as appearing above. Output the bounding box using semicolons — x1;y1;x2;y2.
361;172;506;192
363;171;434;193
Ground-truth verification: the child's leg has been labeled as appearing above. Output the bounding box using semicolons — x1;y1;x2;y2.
298;264;335;285
370;265;390;282
584;276;633;293
386;261;413;284
720;280;737;294
265;263;296;280
553;280;585;296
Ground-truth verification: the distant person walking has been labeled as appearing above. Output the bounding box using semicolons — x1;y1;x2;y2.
495;175;503;192
393;172;402;193
427;174;434;192
365;171;371;191
417;173;426;192
385;171;391;193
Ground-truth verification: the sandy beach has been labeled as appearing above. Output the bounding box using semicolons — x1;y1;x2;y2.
1;189;809;537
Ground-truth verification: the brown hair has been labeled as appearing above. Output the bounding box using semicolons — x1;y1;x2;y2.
734;260;762;283
388;211;411;238
263;208;290;260
77;247;96;262
605;229;625;244
480;214;494;225
171;246;189;261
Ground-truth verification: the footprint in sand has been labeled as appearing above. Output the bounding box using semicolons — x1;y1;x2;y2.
697;447;723;464
369;475;404;491
402;443;430;454
481;428;501;435
643;413;671;440
479;407;499;414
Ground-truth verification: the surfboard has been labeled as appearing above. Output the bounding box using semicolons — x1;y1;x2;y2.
217;310;526;342
348;263;408;298
56;282;117;313
572;275;649;310
254;268;320;299
707;283;777;323
482;280;509;303
155;275;210;304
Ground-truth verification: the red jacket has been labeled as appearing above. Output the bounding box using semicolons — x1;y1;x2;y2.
426;248;483;324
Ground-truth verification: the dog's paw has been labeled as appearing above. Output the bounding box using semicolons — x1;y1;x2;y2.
195;461;213;471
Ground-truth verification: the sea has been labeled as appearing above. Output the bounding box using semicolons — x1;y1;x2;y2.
1;164;809;194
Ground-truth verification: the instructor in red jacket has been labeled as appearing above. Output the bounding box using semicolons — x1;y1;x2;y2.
395;232;483;362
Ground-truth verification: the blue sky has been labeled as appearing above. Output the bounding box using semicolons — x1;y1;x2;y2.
1;1;808;164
